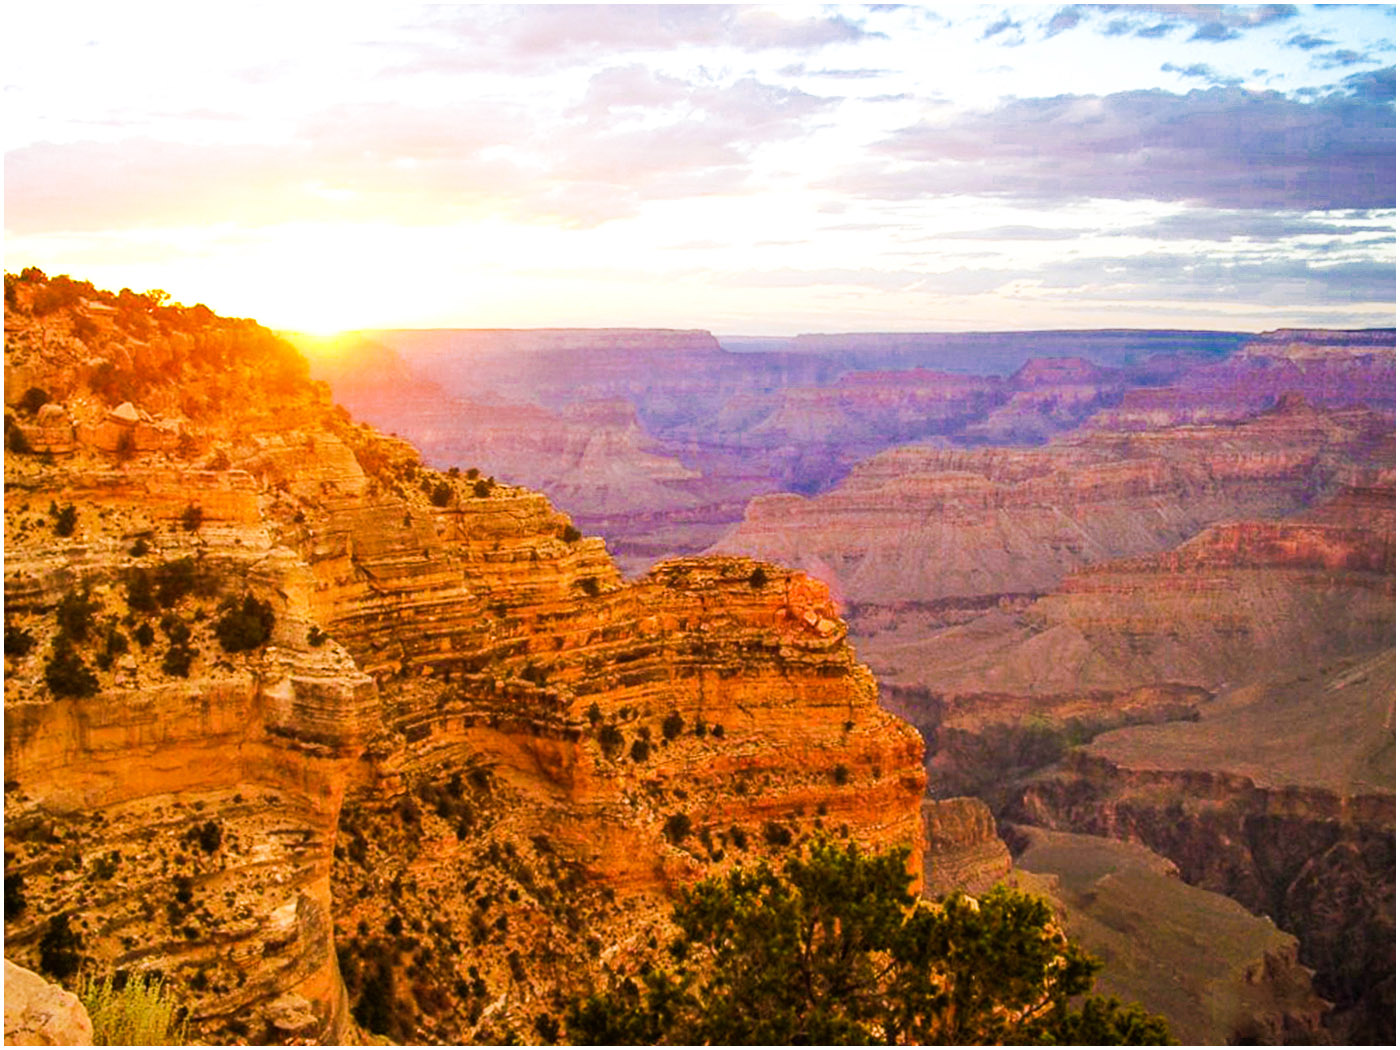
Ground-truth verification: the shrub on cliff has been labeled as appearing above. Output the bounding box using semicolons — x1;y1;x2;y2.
38;914;84;980
597;723;625;759
56;589;101;642
661;711;685;741
565;837;1172;1045
213;593;275;652
44;638;99;698
6;623;36;658
51;502;78;538
79;971;189;1046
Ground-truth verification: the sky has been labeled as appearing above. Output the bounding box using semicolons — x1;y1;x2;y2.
3;3;1395;335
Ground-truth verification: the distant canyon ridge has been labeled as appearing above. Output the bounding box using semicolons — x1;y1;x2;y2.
303;323;1395;1043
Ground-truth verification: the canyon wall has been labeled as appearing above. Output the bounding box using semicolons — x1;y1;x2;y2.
3;276;926;1045
309;327;1262;572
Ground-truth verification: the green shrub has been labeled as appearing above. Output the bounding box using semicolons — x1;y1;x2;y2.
430;481;452;507
162;643;195;678
195;820;222;853
5;623;36;658
154;558;198;607
19;387;49;415
38;914;83;980
56;590;101;642
833;764;850;786
630;738;651;763
213;594;275;652
45;638;99;698
762;821;793;848
598;724;624;760
126;569;156;613
662;711;685;741
307;626;327;647
52;503;78;537
7;423;31;454
562;524;582;543
663;813;692;844
133;623;155;648
79;971;188;1046
180;504;203;532
472;479;491;498
160;613;191;645
748;566;769;589
129;537;150;557
5;872;27;920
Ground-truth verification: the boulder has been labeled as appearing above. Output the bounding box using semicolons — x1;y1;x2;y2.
3;959;94;1046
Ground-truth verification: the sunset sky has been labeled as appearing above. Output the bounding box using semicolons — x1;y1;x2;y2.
4;3;1395;335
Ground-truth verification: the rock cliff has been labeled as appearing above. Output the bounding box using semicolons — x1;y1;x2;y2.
714;395;1392;605
919;797;1011;897
3;273;926;1044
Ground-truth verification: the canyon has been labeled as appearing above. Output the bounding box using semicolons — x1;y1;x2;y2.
305;319;1394;1042
6;273;1393;1045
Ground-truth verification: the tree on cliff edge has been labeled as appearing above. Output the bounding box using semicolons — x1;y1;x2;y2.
565;837;1172;1045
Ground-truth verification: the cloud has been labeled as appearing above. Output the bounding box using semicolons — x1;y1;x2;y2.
981;13;1023;43
1342;65;1397;103
5;65;840;235
406;5;878;72
1030;252;1395;304
1116;208;1396;241
1044;7;1085;37
1313;49;1370;70
1082;4;1298;41
1161;61;1243;87
838;74;1396;211
936;225;1088;241
1286;31;1332;51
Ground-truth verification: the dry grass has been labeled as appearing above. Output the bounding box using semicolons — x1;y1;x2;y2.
79;971;188;1046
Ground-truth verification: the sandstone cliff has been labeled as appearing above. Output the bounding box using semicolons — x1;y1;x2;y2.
714;395;1392;605
3;273;926;1045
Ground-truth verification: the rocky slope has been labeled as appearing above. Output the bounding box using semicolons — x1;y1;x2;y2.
1010;827;1329;1045
878;490;1395;1042
1008;645;1395;1044
3;272;926;1045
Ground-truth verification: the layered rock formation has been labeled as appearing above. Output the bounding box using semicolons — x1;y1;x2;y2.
3;274;926;1045
877;485;1396;1042
919;797;1011;897
714;395;1392;605
1009;828;1329;1045
1087;328;1395;430
312;327;1251;573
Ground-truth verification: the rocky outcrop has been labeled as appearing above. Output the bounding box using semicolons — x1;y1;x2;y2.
920;797;1011;897
1009;828;1329;1045
4;959;94;1046
311;329;1250;574
715;397;1391;606
4;276;927;1045
1007;648;1395;1043
1087;330;1395;430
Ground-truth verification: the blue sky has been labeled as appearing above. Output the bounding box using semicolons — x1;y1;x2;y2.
4;3;1395;333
